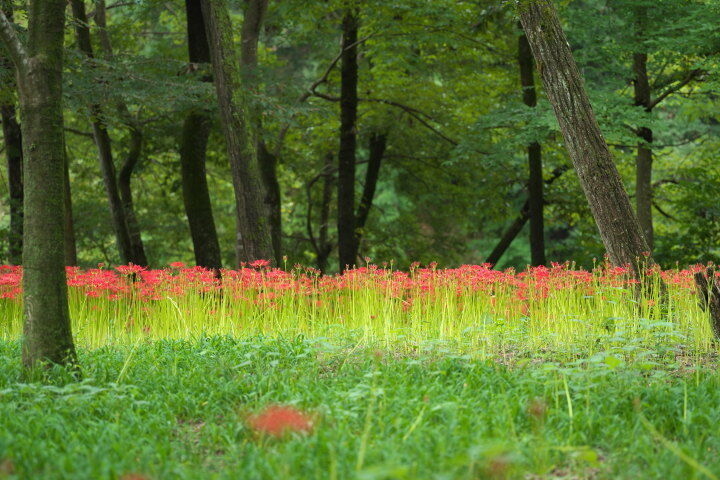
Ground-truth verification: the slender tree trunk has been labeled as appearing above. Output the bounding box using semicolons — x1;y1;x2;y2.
117;127;148;265
240;0;282;264
485;166;567;266
1;104;22;265
519;28;545;266
201;0;274;264
518;0;651;276
486;203;530;266
70;0;134;264
633;51;653;251
337;11;359;270
355;132;386;250
94;0;148;265
180;0;222;270
317;152;334;273
0;0;78;369
63;150;78;266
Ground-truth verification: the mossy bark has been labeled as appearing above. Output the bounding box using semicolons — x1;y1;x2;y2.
2;0;79;368
201;0;273;265
519;0;651;276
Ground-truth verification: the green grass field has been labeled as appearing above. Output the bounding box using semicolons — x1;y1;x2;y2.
1;336;719;479
1;265;719;479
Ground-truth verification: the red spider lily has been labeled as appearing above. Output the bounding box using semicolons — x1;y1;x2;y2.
249;259;271;269
247;405;314;437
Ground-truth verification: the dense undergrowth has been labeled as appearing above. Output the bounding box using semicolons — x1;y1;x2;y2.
1;263;718;479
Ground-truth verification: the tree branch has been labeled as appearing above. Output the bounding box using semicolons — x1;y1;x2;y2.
0;11;27;69
648;69;703;110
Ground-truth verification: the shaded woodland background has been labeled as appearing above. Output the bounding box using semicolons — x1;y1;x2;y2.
1;0;718;272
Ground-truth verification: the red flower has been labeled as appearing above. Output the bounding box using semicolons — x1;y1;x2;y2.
169;261;186;268
249;259;271;269
116;264;146;275
247;405;313;437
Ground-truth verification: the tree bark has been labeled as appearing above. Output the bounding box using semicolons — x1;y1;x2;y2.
519;28;546;266
239;0;282;264
201;0;274;264
70;0;135;264
337;11;359;270
1;103;22;265
518;0;651;276
355;132;386;250
180;0;222;270
0;1;78;369
117;126;148;265
633;51;654;251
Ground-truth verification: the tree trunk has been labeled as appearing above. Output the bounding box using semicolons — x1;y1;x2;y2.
180;0;222;270
70;0;134;264
633;52;654;251
317;152;335;273
201;0;274;265
63;149;78;266
337;11;359;270
518;0;651;276
0;0;78;369
1;103;22;265
486;203;530;266
519;29;546;266
117;127;148;265
240;0;282;264
355;132;386;250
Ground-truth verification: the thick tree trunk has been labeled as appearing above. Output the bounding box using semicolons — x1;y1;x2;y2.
337;11;359;270
180;0;222;270
240;0;282;264
1;104;22;265
63;150;78;266
117;127;148;265
519;29;546;266
70;0;134;264
201;0;274;264
633;52;653;251
355;132;386;250
518;1;651;276
0;0;78;368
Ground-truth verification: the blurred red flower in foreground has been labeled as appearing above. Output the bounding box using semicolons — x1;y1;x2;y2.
248;405;313;437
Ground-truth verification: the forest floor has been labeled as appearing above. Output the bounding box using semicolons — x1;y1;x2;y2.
1;337;719;480
1;264;718;479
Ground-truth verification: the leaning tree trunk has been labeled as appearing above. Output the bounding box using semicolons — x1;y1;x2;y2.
337;11;359;270
201;0;274;265
240;0;282;265
1;103;22;265
0;1;78;369
117;127;148;266
179;0;222;270
70;0;134;264
355;132;387;251
518;0;651;277
94;0;148;266
518;28;546;267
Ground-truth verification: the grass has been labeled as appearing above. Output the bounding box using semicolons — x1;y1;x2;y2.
1;337;720;479
0;264;719;478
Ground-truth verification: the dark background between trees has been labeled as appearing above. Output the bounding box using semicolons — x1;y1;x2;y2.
1;0;719;273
